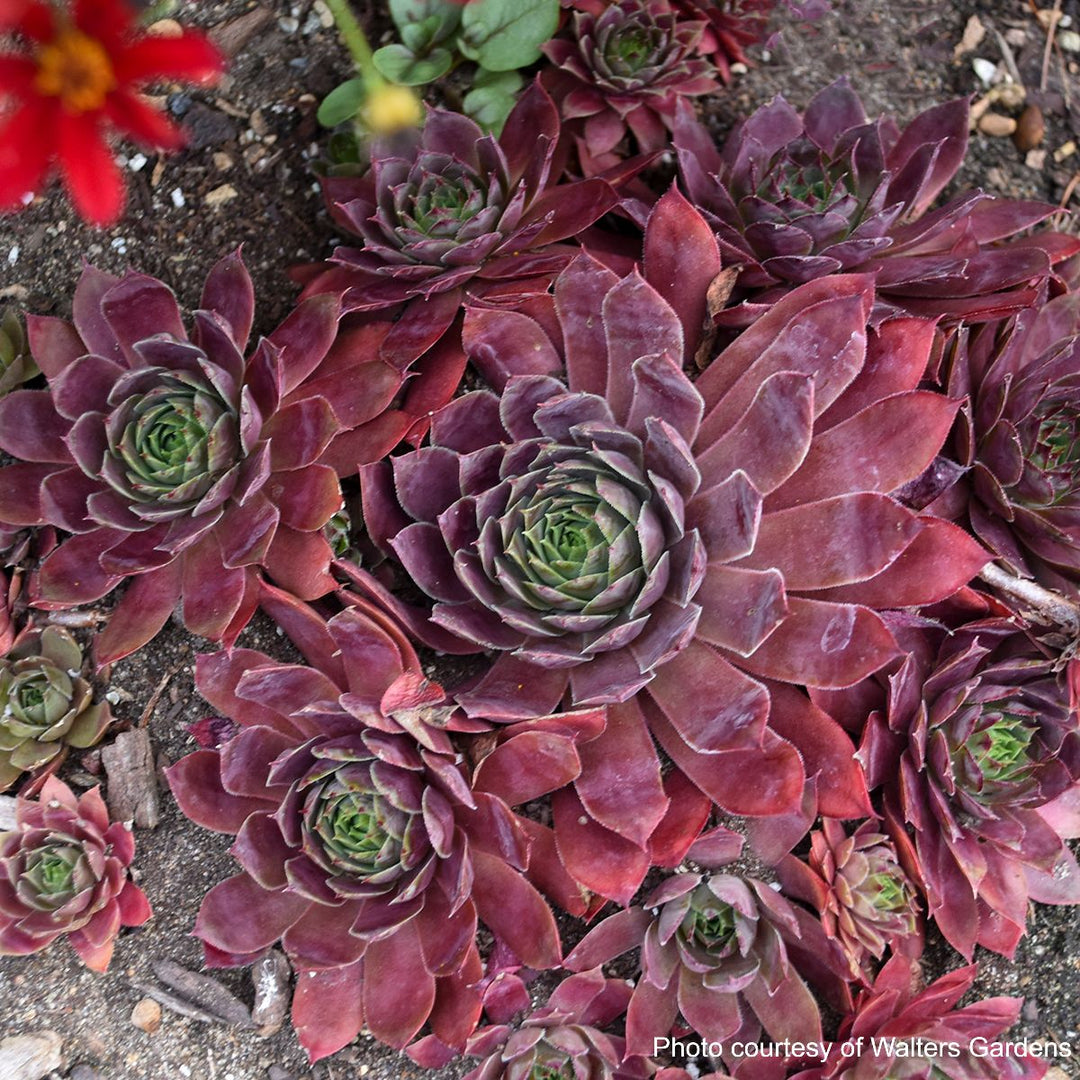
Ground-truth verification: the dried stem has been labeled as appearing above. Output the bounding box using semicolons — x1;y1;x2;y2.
979;561;1080;635
322;0;382;86
1041;0;1062;93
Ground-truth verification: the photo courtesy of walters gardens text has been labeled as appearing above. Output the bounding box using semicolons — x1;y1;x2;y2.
655;1036;1075;1066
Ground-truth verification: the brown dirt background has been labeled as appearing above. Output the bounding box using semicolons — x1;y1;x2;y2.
0;1;1078;1077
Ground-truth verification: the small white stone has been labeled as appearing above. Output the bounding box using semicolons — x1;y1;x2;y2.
972;57;998;85
128;153;148;172
278;15;299;33
7;246;18;266
170;187;185;209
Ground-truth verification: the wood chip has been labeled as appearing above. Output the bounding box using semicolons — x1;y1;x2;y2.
146;19;183;37
130;998;162;1034
0;1031;63;1080
978;112;1018;137
251;949;291;1036
150;959;254;1028
209;6;274;57
101;729;160;829
205;184;240;209
953;14;986;60
694;266;741;370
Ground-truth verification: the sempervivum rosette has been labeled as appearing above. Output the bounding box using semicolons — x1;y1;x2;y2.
355;190;987;900
0;625;112;790
790;955;1047;1080
564;871;822;1058
671;0;775;82
302;81;623;370
167;590;568;1063
777;818;921;982
542;0;718;173
0;307;36;397
0;776;151;971
937;292;1080;590
462;968;655;1080
0;252;350;664
674;80;1077;327
836;617;1080;959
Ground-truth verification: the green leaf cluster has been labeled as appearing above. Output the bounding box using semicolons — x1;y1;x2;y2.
363;0;557;133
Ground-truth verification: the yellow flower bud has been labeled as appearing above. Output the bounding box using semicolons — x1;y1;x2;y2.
360;83;422;134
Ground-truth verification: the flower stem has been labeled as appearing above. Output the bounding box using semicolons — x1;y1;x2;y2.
322;0;383;86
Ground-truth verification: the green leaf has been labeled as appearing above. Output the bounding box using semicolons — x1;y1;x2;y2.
464;69;523;134
388;0;461;45
373;43;454;86
328;131;363;166
458;0;559;71
317;78;366;128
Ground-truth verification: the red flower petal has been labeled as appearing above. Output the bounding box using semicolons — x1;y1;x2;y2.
3;1;53;40
104;89;185;150
112;31;225;86
0;98;56;211
57;111;125;226
0;56;37;95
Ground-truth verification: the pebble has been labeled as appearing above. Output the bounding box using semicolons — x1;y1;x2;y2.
1013;104;1045;152
131;997;163;1034
0;1031;63;1080
146;18;183;37
170;188;186;209
1061;29;1080;52
977;113;1017;137
278;15;299;33
205;180;239;205
972;57;998;85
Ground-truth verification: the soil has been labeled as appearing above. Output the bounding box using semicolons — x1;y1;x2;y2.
1;1;1078;1079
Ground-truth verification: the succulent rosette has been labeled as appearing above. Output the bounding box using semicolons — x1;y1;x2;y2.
564;871;822;1059
168;588;573;1063
673;80;1077;326
460;968;655;1080
670;0;773;82
832;618;1080;959
0;252;354;664
0;776;152;971
0;624;112;790
935;292;1080;590
543;0;719;173
777;818;921;982
355;190;987;897
0;307;37;397
302;81;624;373
791;955;1047;1080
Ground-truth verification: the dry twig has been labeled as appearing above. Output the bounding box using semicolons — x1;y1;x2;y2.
1041;0;1063;92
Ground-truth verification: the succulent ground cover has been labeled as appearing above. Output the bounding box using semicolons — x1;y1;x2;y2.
1;1;1079;1079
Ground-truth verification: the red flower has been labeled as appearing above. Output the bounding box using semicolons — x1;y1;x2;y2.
0;0;223;225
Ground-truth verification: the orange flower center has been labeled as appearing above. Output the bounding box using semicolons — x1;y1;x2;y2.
34;30;116;113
